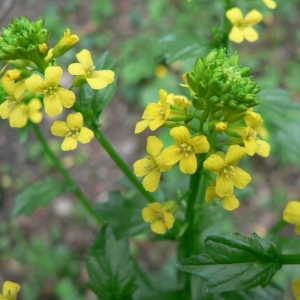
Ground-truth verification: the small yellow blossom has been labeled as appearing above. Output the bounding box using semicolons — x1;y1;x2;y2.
142;201;175;234
134;136;172;192
283;201;300;235
155;65;168;78
203;145;251;198
161;126;210;174
293;278;300;300
25;66;75;116
52;28;80;58
51;112;94;151
226;8;263;43
135;89;174;133
263;0;277;9
0;78;28;127
205;185;239;211
21;98;43;124
0;281;20;300
68;49;115;90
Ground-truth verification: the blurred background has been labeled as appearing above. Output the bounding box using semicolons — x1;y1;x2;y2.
1;0;300;299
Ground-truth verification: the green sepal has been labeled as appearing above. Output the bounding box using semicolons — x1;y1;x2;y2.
86;225;137;300
177;232;282;293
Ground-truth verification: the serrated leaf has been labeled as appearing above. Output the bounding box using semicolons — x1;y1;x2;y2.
95;191;149;239
177;232;282;293
79;51;119;123
86;225;137;300
160;33;213;64
13;177;66;216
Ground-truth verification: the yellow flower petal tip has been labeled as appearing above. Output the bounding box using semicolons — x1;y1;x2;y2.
283;201;300;235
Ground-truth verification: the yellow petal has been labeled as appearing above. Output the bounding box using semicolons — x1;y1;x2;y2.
94;70;115;83
142;206;156;222
243;137;258;156
170;126;191;144
51;121;69;137
61;136;78;151
25;74;47;94
158;89;168;105
191;135;210;154
56;88;76;108
77;127;94;144
232;166;251;189
164;211;175;229
148;118;165;131
243;27;259;42
203;154;226;173
221;194;240;211
292;278;300;300
283;201;300;225
44;94;63;116
67;112;83;129
263;0;276;9
216;174;234;197
229;27;244;43
256;139;270;157
179;153;197;174
205;186;217;202
135;119;151;133
45;66;63;87
68;63;86;76
226;8;244;24
3;281;20;299
151;219;167;234
161;145;183;165
9;106;27;127
76;49;93;66
143;170;161;192
134;158;151;177
147;136;163;157
0;101;10;119
86;76;111;90
244;9;263;26
225;145;247;165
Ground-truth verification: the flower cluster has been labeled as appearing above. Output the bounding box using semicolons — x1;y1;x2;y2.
0;17;115;151
135;48;270;233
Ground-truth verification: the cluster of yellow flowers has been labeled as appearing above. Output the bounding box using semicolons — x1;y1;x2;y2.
0;18;115;151
134;48;271;233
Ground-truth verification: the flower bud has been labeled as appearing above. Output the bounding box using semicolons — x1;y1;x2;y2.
191;94;204;110
163;200;178;214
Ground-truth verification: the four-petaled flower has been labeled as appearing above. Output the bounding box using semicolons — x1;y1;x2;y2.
161;126;210;174
205;185;240;211
25;66;75;116
283;201;300;235
135;89;174;133
0;281;20;300
0;78;27;127
134;136;172;192
203;145;251;197
142;201;175;234
51;112;94;151
226;8;263;43
68;49;115;90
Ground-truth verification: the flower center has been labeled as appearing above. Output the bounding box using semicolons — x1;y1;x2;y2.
177;142;194;157
221;165;235;180
66;127;80;138
6;96;18;110
158;106;166;120
246;129;257;140
86;64;98;77
144;156;160;173
44;86;57;97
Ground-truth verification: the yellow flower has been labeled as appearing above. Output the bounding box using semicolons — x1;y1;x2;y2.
203;145;251;198
25;66;75;116
0;281;20;300
161;126;210;174
226;8;263;43
135;89;173;133
263;0;277;9
142;201;175;234
205;185;239;211
68;49;115;90
133;136;172;192
155;65;168;78
293;278;300;300
50;112;94;151
283;201;300;235
21;98;43;124
52;28;80;58
0;77;28;127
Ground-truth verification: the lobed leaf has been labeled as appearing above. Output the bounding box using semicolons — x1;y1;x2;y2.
177;232;281;293
86;225;137;300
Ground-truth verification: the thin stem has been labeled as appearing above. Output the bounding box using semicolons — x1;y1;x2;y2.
72;102;156;204
280;254;300;265
32;123;104;225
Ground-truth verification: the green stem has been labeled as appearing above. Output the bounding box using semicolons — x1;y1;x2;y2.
280;254;300;264
72;103;156;204
32;123;104;225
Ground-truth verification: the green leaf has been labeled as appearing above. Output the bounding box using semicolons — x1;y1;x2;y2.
13;177;66;216
86;225;137;300
177;232;282;293
79;51;119;123
160;33;213;64
95;190;149;239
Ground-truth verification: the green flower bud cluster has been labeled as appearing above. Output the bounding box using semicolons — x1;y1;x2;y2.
0;17;50;61
186;48;261;114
